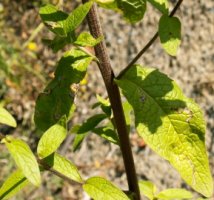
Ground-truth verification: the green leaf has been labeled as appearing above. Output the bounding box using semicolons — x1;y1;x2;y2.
159;15;181;56
123;101;132;132
116;65;213;197
147;0;168;14
138;180;157;200
37;116;67;158
42;32;76;52
0;107;16;127
3;136;41;186
34;49;93;131
0;170;28;200
39;4;68;36
72;131;88;151
40;2;92;36
78;114;107;133
63;2;93;34
95;0;118;9
156;188;193;199
71;114;107;151
117;0;147;23
42;153;83;183
94;95;111;117
93;126;119;144
39;4;68;22
83;176;130;200
96;0;146;23
74;32;102;47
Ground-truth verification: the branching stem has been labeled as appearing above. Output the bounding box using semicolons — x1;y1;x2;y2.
82;1;141;199
117;0;184;79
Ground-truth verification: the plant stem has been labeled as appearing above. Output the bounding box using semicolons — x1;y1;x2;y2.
117;0;184;79
82;1;141;199
37;158;82;185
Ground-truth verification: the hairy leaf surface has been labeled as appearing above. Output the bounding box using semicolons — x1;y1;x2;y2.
0;170;28;200
42;153;83;183
0;107;16;127
116;65;213;197
83;176;129;200
34;49;93;131
3;136;41;186
37;116;67;158
159;15;181;56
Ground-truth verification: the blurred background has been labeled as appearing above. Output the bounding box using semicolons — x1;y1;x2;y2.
0;0;213;199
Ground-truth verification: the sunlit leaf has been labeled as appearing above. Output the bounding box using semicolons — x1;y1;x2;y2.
83;176;129;200
139;180;157;200
116;65;213;197
63;2;93;34
37;116;67;158
0;107;16;127
0;170;28;200
39;4;68;36
74;32;102;47
3;136;41;186
147;0;168;14
42;153;83;183
156;188;193;199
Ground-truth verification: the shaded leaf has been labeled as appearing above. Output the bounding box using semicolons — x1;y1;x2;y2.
42;32;76;52
34;49;93;131
37;116;67;158
156;188;193;199
147;0;168;14
117;0;147;23
96;0;146;23
93;126;119;144
39;4;68;36
159;15;181;56
116;65;213;197
71;114;107;151
42;153;83;183
72;131;88;151
83;176;129;200
0;170;28;200
3;136;41;186
0;107;16;127
139;180;156;200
